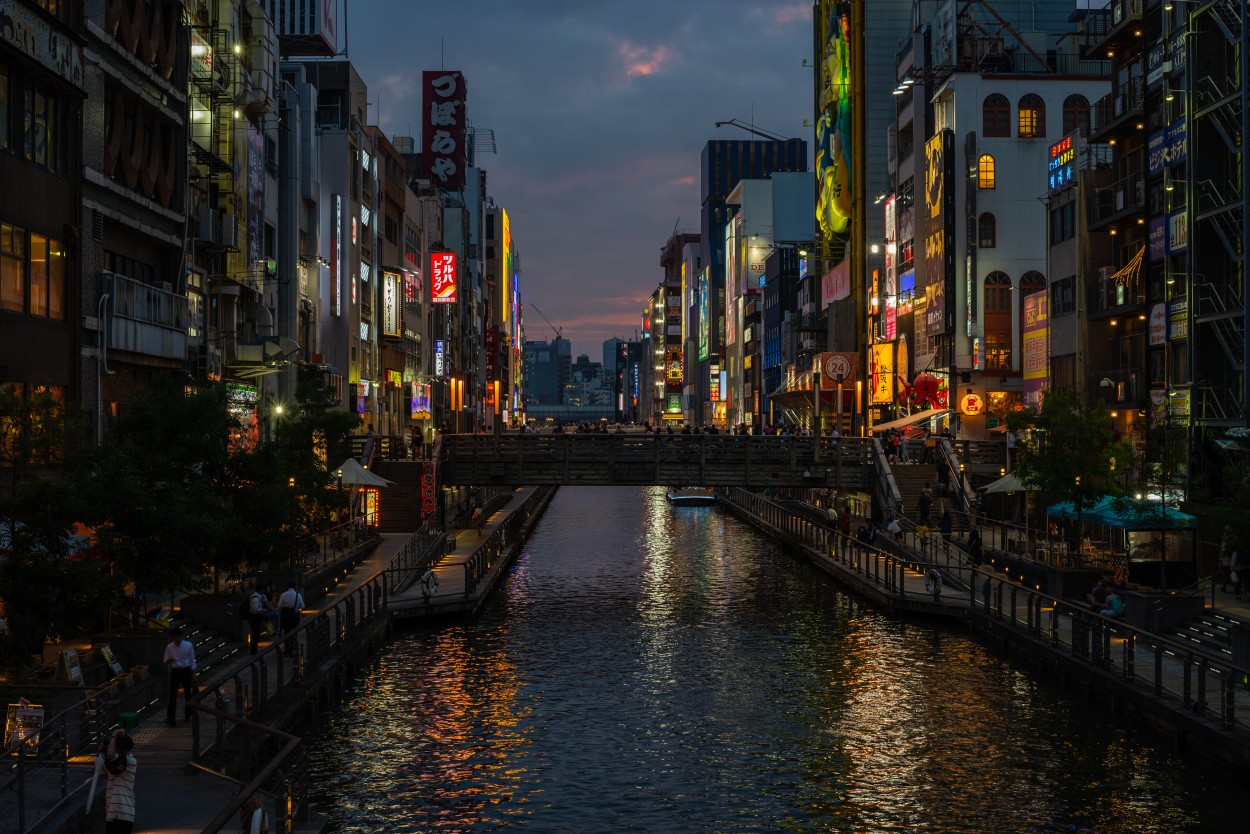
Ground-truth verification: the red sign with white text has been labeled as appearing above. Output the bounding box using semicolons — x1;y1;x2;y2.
431;252;457;305
421;70;467;190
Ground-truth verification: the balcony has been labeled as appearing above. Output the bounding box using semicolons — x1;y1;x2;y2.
103;271;189;362
1089;78;1144;141
1088;0;1144;54
1088;368;1146;408
1087;173;1146;230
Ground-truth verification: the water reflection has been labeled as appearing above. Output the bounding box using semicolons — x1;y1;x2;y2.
305;486;1235;833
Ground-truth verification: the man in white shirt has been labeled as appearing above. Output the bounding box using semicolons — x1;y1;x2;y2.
276;582;304;638
162;627;196;726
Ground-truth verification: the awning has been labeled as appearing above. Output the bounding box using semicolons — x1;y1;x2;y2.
870;408;950;434
334;458;393;487
1046;497;1197;530
981;471;1026;494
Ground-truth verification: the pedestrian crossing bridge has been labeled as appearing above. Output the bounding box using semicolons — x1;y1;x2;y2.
438;433;874;488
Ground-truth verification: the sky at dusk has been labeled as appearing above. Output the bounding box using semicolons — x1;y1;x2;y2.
348;1;814;359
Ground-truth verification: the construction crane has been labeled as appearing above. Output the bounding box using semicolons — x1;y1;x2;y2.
714;119;791;142
528;303;563;341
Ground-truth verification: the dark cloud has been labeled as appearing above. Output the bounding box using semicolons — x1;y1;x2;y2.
351;1;812;357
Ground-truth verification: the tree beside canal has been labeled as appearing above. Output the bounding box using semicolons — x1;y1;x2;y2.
1006;388;1132;525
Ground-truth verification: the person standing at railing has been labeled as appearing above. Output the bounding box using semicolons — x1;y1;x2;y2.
967;528;984;567
939;511;953;554
277;582;304;640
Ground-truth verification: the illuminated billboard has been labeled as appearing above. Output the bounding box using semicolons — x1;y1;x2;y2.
1022;290;1049;408
870;343;894;405
697;269;710;361
422;70;467;190
382;270;402;337
816;1;853;237
923;130;953;339
430;252;457;304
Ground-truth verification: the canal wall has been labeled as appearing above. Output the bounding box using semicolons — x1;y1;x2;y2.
720;489;1250;768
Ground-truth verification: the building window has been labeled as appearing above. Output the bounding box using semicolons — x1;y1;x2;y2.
0;63;8;152
978;154;996;189
1;223;25;313
1049;202;1076;244
1020;271;1045;298
983;93;1010;137
984;271;1012;312
1051;275;1076;316
984;333;1011;370
1018;94;1046;138
1;226;65;319
978;213;996;248
1062;94;1090;136
21;83;65;174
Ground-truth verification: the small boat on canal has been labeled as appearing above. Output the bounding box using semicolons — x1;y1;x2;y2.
666;486;718;506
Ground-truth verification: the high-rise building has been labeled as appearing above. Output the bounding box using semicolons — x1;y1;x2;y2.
697;139;807;426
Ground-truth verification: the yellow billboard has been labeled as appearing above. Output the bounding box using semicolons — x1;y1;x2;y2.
870;343;894;405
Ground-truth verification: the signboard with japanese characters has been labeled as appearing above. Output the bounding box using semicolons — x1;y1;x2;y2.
959;392;985;416
1148;217;1167;261
422;70;467;190
1149;303;1167;346
430;252;457;304
1047;133;1077;192
1167;210;1188;254
382;271;402;337
1022;290;1049;409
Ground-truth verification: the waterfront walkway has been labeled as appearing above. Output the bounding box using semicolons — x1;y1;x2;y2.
117;534;410;834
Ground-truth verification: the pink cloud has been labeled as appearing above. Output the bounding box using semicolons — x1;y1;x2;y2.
672;175;695;187
771;2;810;25
619;41;674;79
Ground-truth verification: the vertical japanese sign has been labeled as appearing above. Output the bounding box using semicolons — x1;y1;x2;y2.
697;270;709;361
1022;290;1049;408
430;252;457;304
332;194;342;316
247;124;264;267
420;462;436;517
923;130;953;338
434;340;445;376
422;70;467;190
381;270;402;337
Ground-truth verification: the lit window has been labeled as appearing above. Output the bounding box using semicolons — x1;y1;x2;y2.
1;223;26;313
1018;94;1046;138
978;154;996;189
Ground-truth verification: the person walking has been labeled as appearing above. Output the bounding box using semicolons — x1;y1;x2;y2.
939;510;953;553
967;527;984;567
162;627;196;726
101;728;136;833
917;485;932;526
1232;548;1245;601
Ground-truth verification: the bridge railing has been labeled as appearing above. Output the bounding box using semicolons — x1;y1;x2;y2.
971;570;1250;735
441;433;875;487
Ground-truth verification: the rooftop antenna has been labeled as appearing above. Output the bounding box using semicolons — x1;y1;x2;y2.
671;217;680;238
714;119;791;142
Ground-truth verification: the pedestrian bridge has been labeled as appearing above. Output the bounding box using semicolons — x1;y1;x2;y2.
437;433;875;488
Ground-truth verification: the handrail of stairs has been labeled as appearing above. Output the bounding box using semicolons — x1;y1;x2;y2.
939;438;975;518
1147;575;1217;632
870;437;904;520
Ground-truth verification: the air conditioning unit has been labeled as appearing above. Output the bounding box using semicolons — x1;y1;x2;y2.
197;211;219;243
220;213;238;248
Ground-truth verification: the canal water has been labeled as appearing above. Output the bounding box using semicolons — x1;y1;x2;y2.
305;487;1239;833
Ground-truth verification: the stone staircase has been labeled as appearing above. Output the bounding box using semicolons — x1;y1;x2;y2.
371;460;429;533
1167;610;1238;662
885;459;970;531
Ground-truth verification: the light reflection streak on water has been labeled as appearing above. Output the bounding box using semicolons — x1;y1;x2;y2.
304;486;1238;834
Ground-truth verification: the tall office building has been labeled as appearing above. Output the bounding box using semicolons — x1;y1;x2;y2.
697;139;807;426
